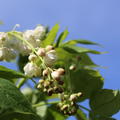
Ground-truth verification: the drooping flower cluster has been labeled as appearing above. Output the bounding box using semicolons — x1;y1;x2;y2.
58;92;82;115
0;25;46;61
23;45;58;77
0;25;82;116
37;67;65;96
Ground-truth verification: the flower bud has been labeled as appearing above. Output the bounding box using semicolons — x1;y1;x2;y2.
71;101;75;106
54;86;59;93
37;48;46;56
63;95;69;101
44;81;50;88
43;88;47;92
57;68;65;75
37;84;42;89
69;94;77;101
39;79;44;84
44;50;57;66
69;65;76;70
42;68;49;76
61;105;68;111
58;102;63;107
47;88;53;96
28;54;37;61
51;71;61;80
77;92;82;97
45;45;54;52
58;87;64;93
58;80;64;85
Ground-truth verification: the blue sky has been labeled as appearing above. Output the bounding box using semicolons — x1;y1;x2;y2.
0;0;120;119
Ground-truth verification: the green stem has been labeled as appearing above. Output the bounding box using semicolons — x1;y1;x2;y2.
8;32;44;63
79;104;91;112
17;78;27;89
32;101;59;107
31;78;37;84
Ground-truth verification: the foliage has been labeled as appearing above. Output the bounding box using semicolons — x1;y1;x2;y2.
0;24;119;120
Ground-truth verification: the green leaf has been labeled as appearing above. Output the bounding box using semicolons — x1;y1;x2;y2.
78;53;98;67
90;89;120;117
64;39;100;46
0;65;26;80
55;29;69;47
55;48;98;69
43;24;60;46
98;117;116;120
62;45;103;54
44;105;66;120
0;112;40;120
0;78;40;120
76;109;88;120
70;68;104;101
36;102;47;119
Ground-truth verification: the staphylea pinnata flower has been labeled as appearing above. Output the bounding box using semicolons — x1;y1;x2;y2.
0;47;16;61
23;62;41;77
43;49;57;66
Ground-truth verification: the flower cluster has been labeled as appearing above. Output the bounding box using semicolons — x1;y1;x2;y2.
0;25;46;61
23;45;57;77
37;67;65;96
0;25;82;116
58;92;82;115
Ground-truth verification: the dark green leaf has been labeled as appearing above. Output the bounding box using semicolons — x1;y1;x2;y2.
55;48;98;69
0;65;26;80
55;29;69;47
0;112;40;120
78;53;98;67
43;24;60;46
98;117;116;120
70;68;104;101
65;39;100;46
90;89;120;117
0;78;40;120
62;45;103;54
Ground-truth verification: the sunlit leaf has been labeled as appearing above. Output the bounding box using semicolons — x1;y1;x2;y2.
43;24;60;46
55;29;69;47
64;39;100;46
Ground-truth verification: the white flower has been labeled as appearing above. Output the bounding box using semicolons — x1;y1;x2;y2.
18;43;31;56
34;25;46;39
44;50;57;66
28;54;37;61
23;25;46;48
0;47;16;61
0;32;8;47
23;62;41;77
51;71;60;80
5;33;22;50
37;48;46;56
